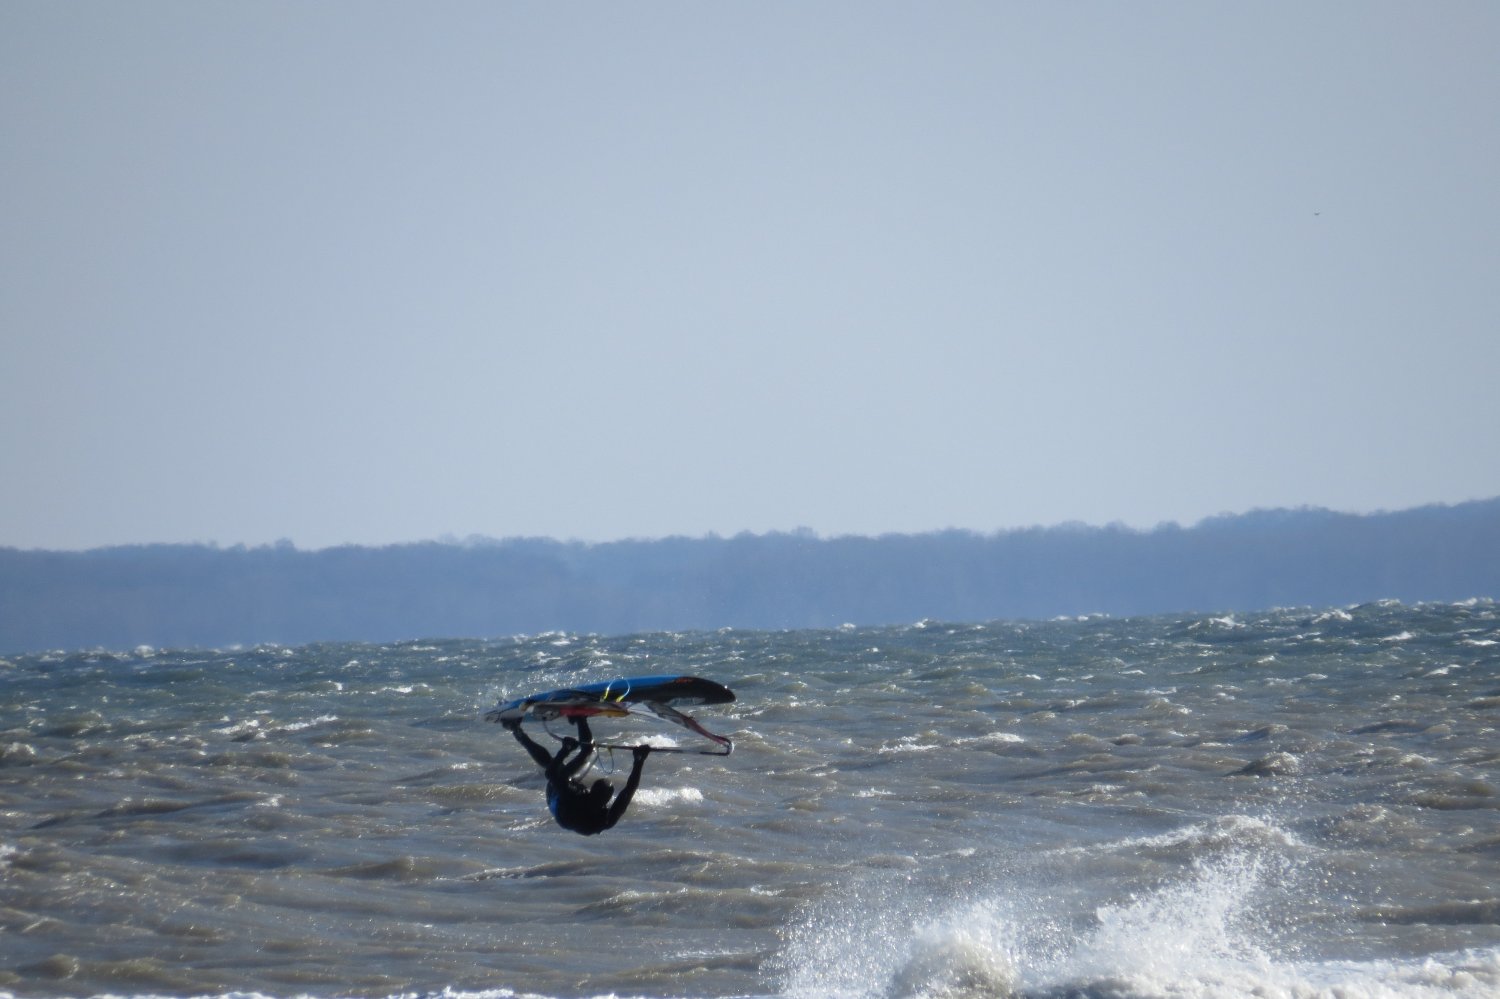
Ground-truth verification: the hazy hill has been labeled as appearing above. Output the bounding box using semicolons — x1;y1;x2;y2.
3;499;1498;653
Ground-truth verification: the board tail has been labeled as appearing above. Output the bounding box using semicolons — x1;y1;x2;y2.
642;701;733;754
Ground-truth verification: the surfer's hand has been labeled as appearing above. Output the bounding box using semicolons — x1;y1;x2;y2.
633;745;652;763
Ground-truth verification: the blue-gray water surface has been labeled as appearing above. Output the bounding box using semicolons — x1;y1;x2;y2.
2;600;1498;998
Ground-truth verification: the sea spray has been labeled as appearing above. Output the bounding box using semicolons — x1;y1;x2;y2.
773;875;1023;999
1049;854;1278;995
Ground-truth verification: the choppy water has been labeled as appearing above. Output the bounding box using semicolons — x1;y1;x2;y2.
2;600;1498;999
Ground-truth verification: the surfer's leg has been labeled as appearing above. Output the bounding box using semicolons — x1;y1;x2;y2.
544;717;596;781
544;735;581;780
509;723;555;770
557;740;595;781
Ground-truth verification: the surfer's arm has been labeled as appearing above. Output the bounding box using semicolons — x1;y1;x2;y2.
602;745;650;830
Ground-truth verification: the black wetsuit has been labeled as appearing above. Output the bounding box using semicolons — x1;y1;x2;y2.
508;717;649;835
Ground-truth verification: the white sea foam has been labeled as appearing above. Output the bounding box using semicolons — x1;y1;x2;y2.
277;714;338;733
0;741;38;765
213;718;263;739
1055;815;1305;858
970;731;1026;746
877;736;940;754
633;786;704;807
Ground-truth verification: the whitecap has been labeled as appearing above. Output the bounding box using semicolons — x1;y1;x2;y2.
878;736;940;754
212;718;264;740
276;714;338;733
1075;814;1305;856
633;786;704;807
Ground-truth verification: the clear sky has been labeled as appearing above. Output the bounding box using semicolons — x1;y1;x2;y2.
4;2;1498;551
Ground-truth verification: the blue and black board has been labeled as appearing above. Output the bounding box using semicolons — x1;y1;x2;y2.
485;675;735;754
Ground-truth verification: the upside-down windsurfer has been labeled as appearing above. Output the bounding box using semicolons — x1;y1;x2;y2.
503;715;650;835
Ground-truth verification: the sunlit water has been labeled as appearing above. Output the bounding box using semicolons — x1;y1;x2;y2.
2;600;1498;998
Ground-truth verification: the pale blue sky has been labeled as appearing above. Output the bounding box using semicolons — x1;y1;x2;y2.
4;2;1498;550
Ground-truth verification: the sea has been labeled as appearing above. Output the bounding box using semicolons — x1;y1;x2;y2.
2;600;1498;999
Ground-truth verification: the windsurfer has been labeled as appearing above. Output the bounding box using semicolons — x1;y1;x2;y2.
504;716;651;835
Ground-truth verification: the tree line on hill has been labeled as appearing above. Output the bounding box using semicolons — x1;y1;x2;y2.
2;498;1497;653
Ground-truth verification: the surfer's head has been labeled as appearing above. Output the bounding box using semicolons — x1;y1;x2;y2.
589;779;612;804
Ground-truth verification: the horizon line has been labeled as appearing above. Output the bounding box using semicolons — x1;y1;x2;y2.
6;495;1497;556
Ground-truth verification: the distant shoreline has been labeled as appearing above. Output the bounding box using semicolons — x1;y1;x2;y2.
4;498;1498;654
